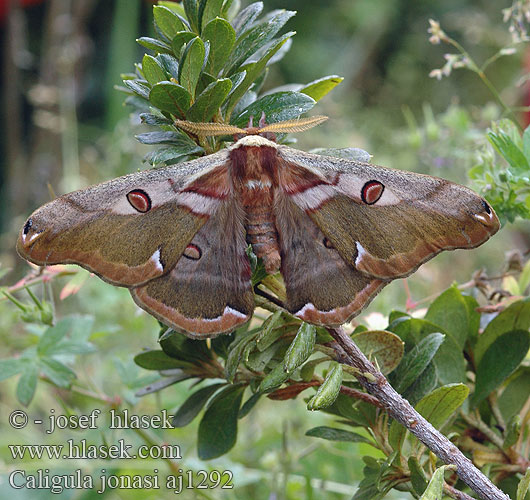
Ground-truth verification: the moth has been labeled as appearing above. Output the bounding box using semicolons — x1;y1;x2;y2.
17;116;500;339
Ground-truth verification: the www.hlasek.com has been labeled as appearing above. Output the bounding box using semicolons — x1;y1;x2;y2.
7;409;234;494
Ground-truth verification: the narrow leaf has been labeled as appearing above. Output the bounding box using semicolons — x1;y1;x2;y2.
134;350;191;371
307;362;342;410
300;75;343;101
226;9;295;74
284;323;316;373
179;37;205;95
137;37;174;55
391;333;444;393
232;2;264;36
306;426;372;444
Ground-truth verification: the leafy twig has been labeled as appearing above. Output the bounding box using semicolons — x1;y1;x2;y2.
327;326;511;500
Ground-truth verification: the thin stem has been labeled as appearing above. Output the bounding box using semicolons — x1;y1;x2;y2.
328;327;510;500
460;411;506;451
445;37;522;131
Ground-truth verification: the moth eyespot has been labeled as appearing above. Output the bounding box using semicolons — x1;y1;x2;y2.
323;237;334;249
183;244;202;260
361;180;385;205
23;218;33;234
127;189;151;213
482;200;492;215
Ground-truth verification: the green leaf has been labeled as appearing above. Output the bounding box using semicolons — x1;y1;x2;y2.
259;361;289;392
232;2;264;37
524;124;530;161
197;384;245;459
225;330;257;382
503;414;521;449
474;299;530;365
153;5;187;40
0;358;26;381
137;37;174;55
202;18;236;75
300;75;343;101
226;9;295;74
238;392;261;418
433;333;466;385
179;37;206;95
519;259;530;295
140;113;173;126
38;319;73;356
173;383;225;427
135;372;191;396
232;91;315;128
307;362;342;410
305;426;372;444
149;81;192;117
136;131;194;145
391;333;444;393
472;330;530;406
517;468;530;500
40;358;76;388
388;419;406;454
284;323;316;374
157;54;180;80
186;78;232;122
142;55;168;86
352;330;404;375
171;31;197;55
225;32;293;117
246;340;283;372
134;350;191;371
256;310;286;351
408;457;428;495
16;364;39;406
415;383;469;429
498;369;530;421
123;79;150;99
144;145;204;166
403;362;437;405
488;130;529;172
183;0;200;33
425;286;474;349
419;465;454;499
199;0;224;30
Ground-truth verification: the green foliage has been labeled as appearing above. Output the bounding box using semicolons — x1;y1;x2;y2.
3;2;530;499
117;0;340;166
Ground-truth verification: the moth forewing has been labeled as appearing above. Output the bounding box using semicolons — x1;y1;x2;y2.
17;129;500;338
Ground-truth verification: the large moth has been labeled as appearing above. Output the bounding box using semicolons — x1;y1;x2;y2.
17;117;499;339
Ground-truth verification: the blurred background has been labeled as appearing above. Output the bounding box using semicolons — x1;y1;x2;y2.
0;0;528;498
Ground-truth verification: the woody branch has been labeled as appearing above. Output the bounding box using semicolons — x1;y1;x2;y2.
328;327;511;500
